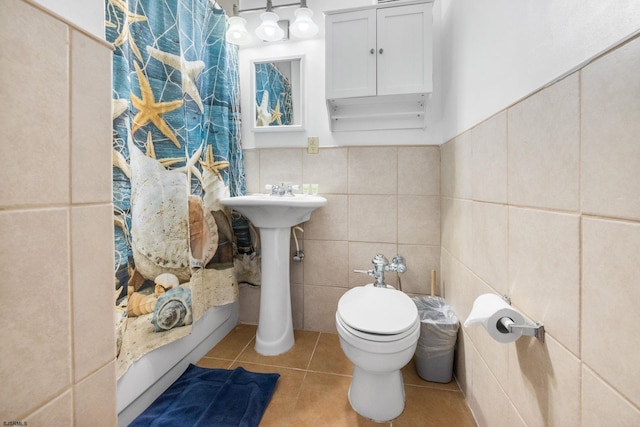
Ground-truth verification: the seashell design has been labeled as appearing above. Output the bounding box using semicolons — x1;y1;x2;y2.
188;195;219;268
154;283;167;297
151;287;193;332
233;253;262;286
127;267;146;293
199;145;230;213
154;273;179;289
202;169;230;212
128;142;218;281
255;91;271;127
128;291;158;317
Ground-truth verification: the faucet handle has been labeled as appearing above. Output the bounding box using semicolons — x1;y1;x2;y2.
286;184;300;196
266;183;286;196
354;269;374;276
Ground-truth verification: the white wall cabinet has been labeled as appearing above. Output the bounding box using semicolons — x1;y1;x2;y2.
326;1;432;99
325;1;433;131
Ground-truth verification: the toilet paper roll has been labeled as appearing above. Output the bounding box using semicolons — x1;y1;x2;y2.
463;294;527;343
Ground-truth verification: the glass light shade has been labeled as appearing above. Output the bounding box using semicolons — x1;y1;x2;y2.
255;11;284;42
290;7;318;38
226;16;250;45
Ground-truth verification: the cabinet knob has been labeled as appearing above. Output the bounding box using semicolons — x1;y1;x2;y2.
379;48;384;54
370;48;375;54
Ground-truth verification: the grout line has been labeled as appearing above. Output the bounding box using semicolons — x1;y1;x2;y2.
305;331;322;371
231;335;257;366
67;26;76;400
304;369;352;378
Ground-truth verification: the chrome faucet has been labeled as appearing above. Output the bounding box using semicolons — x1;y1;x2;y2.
270;183;286;196
354;254;407;288
267;183;298;197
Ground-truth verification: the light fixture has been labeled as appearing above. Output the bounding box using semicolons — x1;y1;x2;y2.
226;1;318;46
225;5;250;46
255;0;285;42
290;0;318;38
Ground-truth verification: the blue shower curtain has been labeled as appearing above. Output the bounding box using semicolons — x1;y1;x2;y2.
106;0;245;377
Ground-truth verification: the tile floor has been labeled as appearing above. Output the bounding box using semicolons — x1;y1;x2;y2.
197;324;477;426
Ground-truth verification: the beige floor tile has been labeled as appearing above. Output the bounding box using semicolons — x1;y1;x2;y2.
393;386;476;426
238;330;320;370
203;323;256;360
290;372;388;426
308;332;353;376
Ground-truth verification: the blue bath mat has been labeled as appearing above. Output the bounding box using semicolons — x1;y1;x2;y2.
129;364;280;427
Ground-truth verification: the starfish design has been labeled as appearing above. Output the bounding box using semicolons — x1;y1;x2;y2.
144;132;185;168
146;46;206;113
109;0;146;62
130;61;183;148
270;99;283;125
255;91;271;126
182;144;204;188
144;131;156;158
199;145;229;181
113;148;131;178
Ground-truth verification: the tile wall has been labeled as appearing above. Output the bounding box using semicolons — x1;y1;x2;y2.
240;146;441;332
441;36;640;426
0;0;116;423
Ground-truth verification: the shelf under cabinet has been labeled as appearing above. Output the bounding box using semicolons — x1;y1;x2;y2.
327;93;430;132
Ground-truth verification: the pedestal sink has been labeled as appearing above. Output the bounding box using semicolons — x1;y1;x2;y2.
221;194;327;355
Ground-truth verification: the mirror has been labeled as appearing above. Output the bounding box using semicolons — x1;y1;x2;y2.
251;56;305;132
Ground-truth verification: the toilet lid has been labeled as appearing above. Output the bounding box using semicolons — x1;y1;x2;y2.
338;286;418;335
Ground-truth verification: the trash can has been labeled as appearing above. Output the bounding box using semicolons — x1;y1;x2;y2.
412;296;459;383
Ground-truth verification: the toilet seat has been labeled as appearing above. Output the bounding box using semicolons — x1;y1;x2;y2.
337;312;419;343
337;285;419;342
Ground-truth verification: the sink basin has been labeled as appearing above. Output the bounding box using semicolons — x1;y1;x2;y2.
220;193;327;355
221;194;327;228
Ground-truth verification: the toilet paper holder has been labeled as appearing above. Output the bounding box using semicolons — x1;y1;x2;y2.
500;295;545;343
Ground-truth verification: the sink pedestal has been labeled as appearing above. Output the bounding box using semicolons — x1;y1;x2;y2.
220;194;327;356
255;227;294;355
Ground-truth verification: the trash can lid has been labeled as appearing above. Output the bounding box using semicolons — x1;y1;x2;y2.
338;285;418;335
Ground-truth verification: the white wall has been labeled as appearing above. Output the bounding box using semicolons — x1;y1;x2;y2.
240;0;640;148
438;0;640;142
32;0;104;39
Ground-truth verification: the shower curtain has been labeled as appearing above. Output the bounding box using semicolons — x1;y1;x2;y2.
254;62;293;126
106;0;245;377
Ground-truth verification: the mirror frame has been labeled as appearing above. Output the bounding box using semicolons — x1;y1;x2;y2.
250;55;305;132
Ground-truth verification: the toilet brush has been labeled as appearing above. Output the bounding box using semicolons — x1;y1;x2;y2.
430;270;436;296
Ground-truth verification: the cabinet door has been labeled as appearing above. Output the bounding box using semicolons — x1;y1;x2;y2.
376;3;432;96
325;9;377;99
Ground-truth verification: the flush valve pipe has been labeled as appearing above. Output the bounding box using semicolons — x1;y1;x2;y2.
354;254;407;288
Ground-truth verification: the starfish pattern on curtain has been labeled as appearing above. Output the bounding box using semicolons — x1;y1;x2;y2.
106;0;246;377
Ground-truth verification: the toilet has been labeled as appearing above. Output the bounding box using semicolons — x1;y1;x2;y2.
336;284;420;422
